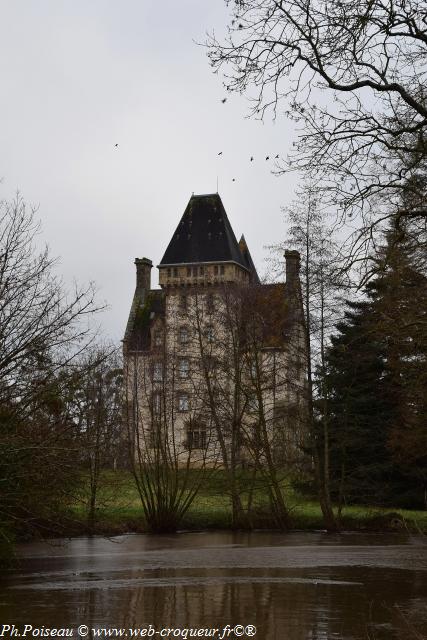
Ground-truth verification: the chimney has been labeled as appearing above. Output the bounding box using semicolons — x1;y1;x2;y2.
284;250;300;286
134;257;152;291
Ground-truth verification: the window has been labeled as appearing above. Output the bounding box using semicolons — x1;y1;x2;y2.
178;392;189;412
147;428;157;448
153;362;163;382
205;325;214;343
179;294;187;312
203;354;217;374
200;265;204;276
192;266;198;277
153;330;162;348
214;265;219;275
186;422;207;450
178;358;189;379
173;267;178;277
220;265;225;275
206;293;214;313
147;424;163;448
167;268;171;277
179;326;189;345
152;392;162;415
247;393;258;413
187;266;191;277
273;401;287;424
250;359;258;379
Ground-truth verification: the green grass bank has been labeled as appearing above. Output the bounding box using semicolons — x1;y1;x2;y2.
69;470;427;536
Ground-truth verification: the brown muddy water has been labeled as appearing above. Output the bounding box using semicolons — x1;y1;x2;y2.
1;531;427;640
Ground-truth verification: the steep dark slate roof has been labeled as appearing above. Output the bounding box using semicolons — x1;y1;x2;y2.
239;234;260;284
159;194;248;268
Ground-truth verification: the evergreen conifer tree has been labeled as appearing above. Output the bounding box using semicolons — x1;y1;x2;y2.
324;220;427;508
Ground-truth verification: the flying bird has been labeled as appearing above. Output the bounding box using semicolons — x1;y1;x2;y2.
232;178;236;182
275;154;279;159
221;98;227;103
265;156;270;160
115;143;119;147
250;156;254;161
218;151;223;155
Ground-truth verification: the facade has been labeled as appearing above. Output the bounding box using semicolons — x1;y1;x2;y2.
123;193;307;468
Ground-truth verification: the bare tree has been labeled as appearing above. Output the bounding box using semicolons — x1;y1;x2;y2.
188;287;249;527
189;283;306;530
0;195;102;411
124;316;217;533
207;1;427;264
72;346;123;530
270;181;347;529
0;195;104;542
239;285;301;529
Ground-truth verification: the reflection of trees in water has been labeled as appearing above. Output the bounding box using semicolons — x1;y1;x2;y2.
114;570;370;639
67;566;427;640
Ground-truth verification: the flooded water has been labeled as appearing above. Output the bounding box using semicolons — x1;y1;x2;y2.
1;531;427;640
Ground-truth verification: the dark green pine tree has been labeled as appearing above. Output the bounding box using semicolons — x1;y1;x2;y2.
324;221;427;508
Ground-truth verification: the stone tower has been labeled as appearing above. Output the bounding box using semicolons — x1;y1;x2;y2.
123;193;307;466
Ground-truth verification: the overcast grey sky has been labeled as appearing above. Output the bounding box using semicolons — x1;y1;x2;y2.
0;0;298;341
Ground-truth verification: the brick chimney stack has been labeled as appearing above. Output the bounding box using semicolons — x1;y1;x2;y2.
284;250;300;286
134;257;152;291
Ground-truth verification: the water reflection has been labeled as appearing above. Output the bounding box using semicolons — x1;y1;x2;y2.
1;532;426;640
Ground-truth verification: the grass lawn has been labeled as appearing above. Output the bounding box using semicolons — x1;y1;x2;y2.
69;470;427;535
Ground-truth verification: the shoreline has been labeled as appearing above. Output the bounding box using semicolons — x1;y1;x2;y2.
15;510;426;543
